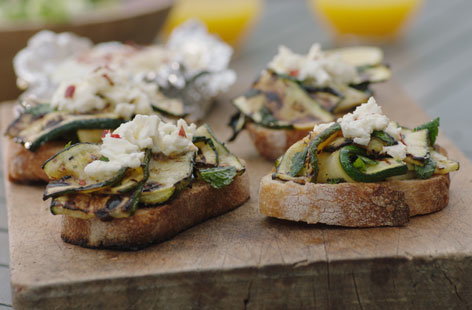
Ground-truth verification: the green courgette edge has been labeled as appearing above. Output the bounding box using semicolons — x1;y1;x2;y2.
339;145;408;183
46;123;245;219
151;104;188;119
192;136;219;166
305;123;342;181
229;63;390;138
28;117;125;152
41;142;97;170
43;167;128;200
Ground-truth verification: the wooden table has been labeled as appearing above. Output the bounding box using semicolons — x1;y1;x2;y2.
1;0;472;308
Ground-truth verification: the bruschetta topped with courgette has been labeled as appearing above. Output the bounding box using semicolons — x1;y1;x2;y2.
41;115;249;250
5;23;235;183
259;97;459;227
229;44;391;161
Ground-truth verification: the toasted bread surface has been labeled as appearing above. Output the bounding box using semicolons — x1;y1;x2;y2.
246;123;310;161
259;174;450;227
60;172;250;250
7;140;64;183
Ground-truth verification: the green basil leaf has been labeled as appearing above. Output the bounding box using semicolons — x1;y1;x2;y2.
414;158;436;179
199;166;237;189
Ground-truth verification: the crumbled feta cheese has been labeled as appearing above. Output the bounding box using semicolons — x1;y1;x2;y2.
382;143;407;160
84;115;197;178
384;121;402;140
50;67;155;119
312;122;335;135
154;119;197;156
337;97;389;145
268;44;358;86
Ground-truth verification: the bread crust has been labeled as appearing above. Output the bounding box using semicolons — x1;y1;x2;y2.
7;140;64;183
259;174;450;227
60;172;250;250
246;123;310;161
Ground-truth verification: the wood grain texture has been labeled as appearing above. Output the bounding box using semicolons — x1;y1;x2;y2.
2;81;472;309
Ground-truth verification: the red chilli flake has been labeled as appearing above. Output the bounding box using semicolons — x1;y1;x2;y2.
110;133;121;139
65;85;76;98
289;70;299;77
78;179;86;186
102;73;115;86
178;126;187;138
102;130;111;138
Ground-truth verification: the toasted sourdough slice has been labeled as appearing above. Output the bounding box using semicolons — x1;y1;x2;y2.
60;172;250;250
7;140;64;183
246;123;310;161
259;174;450;227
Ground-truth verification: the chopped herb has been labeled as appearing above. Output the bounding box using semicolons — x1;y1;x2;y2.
25;103;53;117
353;155;377;171
414;117;440;146
327;178;345;184
353;157;366;171
414;158;436;179
199;166;237;189
99;156;109;162
372;130;396;146
64;141;72;149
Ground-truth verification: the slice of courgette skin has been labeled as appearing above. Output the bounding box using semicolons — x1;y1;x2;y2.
273;138;310;183
43;143;102;179
305;123;342;181
139;151;195;206
50;150;152;220
195;124;245;173
14;112;124;152
339;145;408;183
274;123;342;183
43;143;131;199
193;136;219;166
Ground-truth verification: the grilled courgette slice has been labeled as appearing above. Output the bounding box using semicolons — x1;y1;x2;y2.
232;71;334;130
50;150;151;220
327;46;384;67
42;143;127;199
195;124;245;172
273;138;310;183
140;151;195;205
5;103;53;138
193;136;219;166
51;187;141;221
274;123;342;183
402;128;429;161
317;151;354;183
339;145;408;182
102;151;152;194
11;111;124;151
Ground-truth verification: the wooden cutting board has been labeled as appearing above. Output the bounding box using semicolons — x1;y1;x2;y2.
2;83;472;309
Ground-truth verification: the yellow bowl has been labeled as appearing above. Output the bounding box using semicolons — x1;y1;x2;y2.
161;0;263;47
309;0;423;41
0;0;174;101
